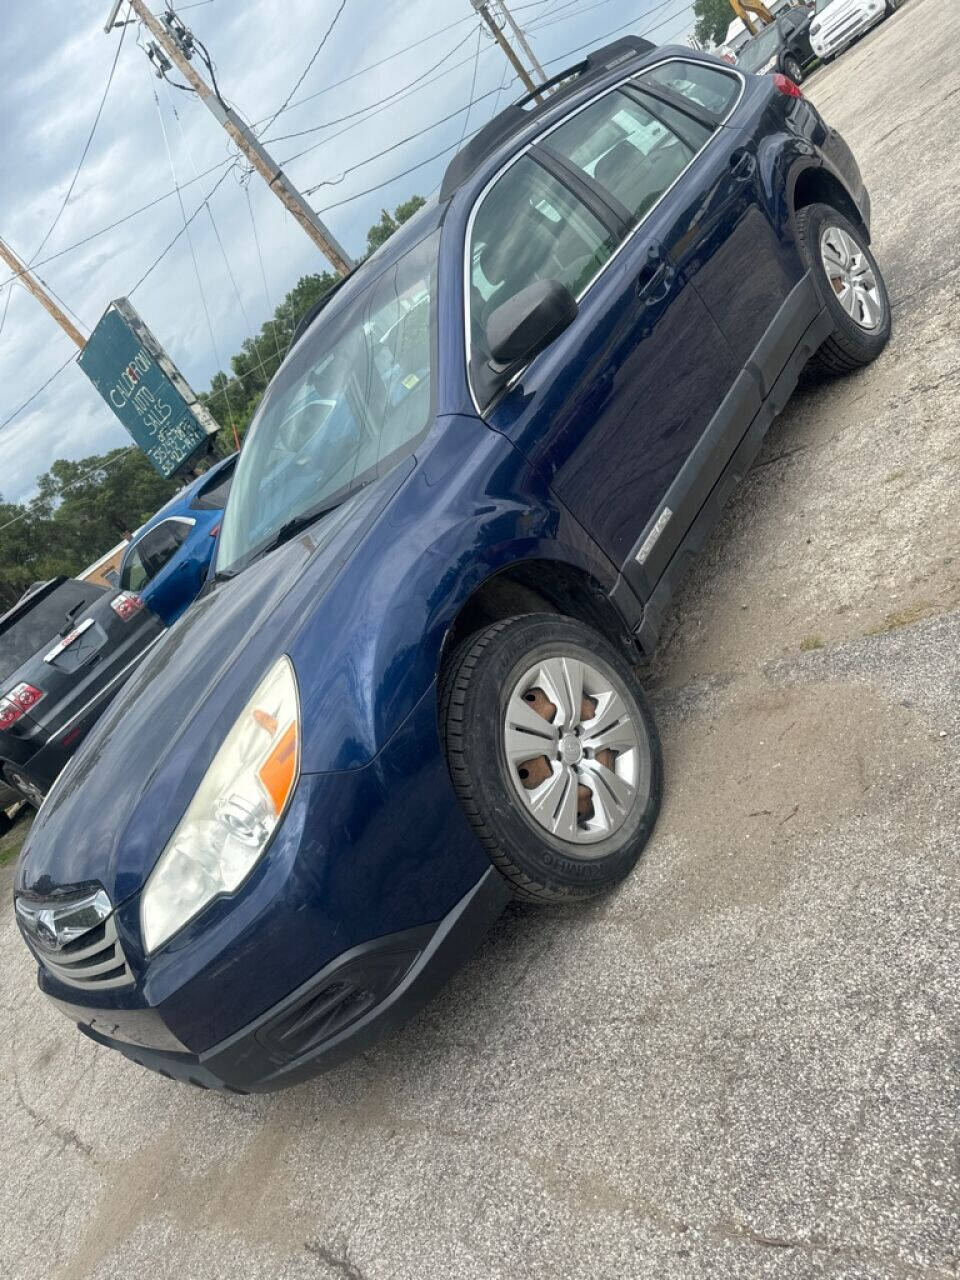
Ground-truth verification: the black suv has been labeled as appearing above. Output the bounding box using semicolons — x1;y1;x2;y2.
737;9;816;84
0;577;164;813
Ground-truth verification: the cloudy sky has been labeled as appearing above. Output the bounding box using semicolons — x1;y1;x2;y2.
0;0;695;503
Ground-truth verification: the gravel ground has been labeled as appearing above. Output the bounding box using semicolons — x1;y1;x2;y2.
2;3;959;1276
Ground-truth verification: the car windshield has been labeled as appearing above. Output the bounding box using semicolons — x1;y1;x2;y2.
736;23;782;70
815;0;833;11
216;229;440;576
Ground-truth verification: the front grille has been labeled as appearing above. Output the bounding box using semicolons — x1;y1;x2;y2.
823;12;867;39
24;911;134;991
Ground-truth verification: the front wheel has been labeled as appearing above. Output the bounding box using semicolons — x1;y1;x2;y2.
783;54;803;83
441;615;662;902
796;202;891;375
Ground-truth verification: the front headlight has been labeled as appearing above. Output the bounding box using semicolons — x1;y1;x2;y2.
140;656;300;953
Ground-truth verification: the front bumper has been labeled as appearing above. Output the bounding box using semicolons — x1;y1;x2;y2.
810;2;885;56
50;868;510;1091
23;678;498;1089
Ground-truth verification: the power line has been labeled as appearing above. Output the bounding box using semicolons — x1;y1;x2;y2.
0;350;77;438
251;13;480;126
540;0;696;65
150;75;238;425
456;29;485;156
258;0;350;137
529;0;621;30
164;81;274;390
313;129;485;213
309;0;695;212
261;26;483;147
301;85;504;195
30;21;129;265
0;157;235;294
127;162;237;296
0;448;133;536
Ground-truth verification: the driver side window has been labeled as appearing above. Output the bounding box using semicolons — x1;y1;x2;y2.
469;157;616;371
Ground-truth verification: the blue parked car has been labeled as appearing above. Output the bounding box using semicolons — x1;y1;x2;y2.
118;453;237;626
15;39;889;1092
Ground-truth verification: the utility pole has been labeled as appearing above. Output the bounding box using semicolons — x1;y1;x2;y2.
104;0;354;276
471;1;543;102
0;239;86;349
496;1;547;85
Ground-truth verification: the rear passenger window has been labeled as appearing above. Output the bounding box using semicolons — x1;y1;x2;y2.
547;91;710;223
639;60;740;117
468;156;616;368
123;521;191;590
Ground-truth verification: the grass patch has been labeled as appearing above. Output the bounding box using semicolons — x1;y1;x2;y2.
0;812;31;868
867;602;935;636
799;635;825;651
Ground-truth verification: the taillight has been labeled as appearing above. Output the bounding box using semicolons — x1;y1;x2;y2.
772;72;804;98
111;591;145;621
0;682;44;729
209;523;221;538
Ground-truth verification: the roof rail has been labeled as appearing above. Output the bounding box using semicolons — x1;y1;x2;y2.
439;35;656;201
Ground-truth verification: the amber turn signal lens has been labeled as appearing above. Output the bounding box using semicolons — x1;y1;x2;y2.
258;721;298;815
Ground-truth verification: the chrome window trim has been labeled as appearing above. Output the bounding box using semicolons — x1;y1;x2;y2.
156;515;197;531
462;56;746;415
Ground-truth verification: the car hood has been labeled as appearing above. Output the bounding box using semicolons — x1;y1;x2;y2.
813;0;864;22
16;463;412;905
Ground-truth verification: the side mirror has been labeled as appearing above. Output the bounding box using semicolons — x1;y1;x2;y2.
476;279;577;403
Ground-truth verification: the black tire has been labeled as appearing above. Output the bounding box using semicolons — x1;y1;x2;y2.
783;54;803;83
0;810;13;838
441;614;662;903
795;202;891;376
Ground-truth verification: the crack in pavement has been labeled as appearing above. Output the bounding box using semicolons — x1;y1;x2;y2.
305;1238;369;1280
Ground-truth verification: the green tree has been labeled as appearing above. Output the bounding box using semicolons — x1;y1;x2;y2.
0;195;430;605
365;195;426;256
694;0;735;46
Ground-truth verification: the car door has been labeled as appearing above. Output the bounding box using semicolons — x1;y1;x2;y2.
125;518;196;625
636;59;809;373
779;8;814;60
469;90;742;598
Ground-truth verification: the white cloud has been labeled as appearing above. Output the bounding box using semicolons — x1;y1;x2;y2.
1;0;695;502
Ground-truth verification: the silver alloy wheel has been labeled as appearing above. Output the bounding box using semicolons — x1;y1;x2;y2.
820;225;884;331
502;655;649;849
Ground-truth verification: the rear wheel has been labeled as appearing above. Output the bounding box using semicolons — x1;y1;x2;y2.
441;615;662;902
783;54;803;83
3;767;44;810
796;202;891;375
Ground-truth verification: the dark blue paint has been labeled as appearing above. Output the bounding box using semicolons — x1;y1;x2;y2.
17;48;874;1071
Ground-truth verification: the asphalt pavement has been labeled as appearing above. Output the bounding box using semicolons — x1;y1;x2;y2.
2;2;958;1275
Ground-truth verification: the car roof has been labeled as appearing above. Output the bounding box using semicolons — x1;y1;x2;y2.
129;452;238;544
438;36;656;202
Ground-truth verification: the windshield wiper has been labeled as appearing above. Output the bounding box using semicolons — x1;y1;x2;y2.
216;493;354;581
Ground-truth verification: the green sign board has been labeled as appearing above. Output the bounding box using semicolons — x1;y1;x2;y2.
78;298;219;478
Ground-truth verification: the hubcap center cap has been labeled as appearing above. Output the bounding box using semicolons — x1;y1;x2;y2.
560;733;583;765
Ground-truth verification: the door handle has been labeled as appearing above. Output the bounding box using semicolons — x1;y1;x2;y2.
730;148;756;181
635;248;676;305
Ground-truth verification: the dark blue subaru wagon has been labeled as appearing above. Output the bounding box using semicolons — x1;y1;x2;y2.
15;38;889;1091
